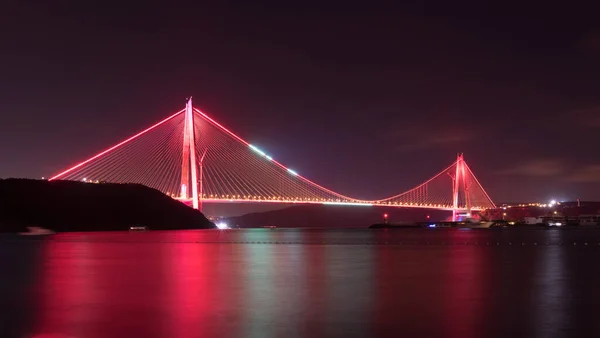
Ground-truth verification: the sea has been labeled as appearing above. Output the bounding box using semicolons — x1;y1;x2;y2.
2;228;600;338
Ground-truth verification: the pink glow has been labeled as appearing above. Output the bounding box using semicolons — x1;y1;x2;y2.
194;108;249;146
463;161;496;209
193;108;359;202
174;197;479;210
49;103;495;211
370;162;457;203
49;110;184;181
191;107;494;208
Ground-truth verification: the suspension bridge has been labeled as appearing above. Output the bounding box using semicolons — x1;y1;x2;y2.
49;98;495;221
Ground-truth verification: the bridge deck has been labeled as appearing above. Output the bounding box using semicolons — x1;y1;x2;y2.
174;197;485;211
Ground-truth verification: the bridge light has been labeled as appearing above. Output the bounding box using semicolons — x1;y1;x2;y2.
249;144;266;156
324;202;373;206
216;222;229;229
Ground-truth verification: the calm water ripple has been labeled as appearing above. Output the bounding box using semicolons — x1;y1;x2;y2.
2;228;600;338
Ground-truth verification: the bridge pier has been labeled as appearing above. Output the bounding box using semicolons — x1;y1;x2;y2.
452;154;471;221
180;97;199;209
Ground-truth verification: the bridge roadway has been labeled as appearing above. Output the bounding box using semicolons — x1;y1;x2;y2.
174;197;486;211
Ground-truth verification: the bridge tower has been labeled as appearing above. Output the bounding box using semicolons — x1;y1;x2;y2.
180;97;199;209
452;153;471;221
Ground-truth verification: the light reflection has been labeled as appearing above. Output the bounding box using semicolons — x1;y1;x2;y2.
35;237;95;338
324;245;374;337
243;244;277;338
443;231;485;338
533;237;570;338
15;229;596;338
33;233;175;338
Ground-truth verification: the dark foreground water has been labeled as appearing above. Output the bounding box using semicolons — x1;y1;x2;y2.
2;228;600;338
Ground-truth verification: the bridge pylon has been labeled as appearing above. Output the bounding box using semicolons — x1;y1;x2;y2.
47;101;495;212
180;97;199;209
452;153;472;221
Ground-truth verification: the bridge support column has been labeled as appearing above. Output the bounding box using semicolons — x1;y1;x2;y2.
180;97;199;209
452;153;471;221
452;154;460;221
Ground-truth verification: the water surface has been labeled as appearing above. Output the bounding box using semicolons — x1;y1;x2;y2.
2;228;600;338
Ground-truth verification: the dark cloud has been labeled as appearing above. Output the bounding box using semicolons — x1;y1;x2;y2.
569;105;600;128
496;159;565;177
382;124;475;153
394;133;472;153
579;32;600;53
498;159;600;185
1;2;600;202
566;165;600;183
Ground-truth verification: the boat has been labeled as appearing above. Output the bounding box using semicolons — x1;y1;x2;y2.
19;226;55;236
456;218;494;228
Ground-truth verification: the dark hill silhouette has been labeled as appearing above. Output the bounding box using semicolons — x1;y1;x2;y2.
0;179;214;232
225;204;451;228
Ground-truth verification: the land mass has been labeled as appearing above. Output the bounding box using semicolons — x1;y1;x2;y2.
0;179;215;232
224;204;451;228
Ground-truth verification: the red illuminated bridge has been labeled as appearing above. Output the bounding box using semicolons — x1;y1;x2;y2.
49;98;495;220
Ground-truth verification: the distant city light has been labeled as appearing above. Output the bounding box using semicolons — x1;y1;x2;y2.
429;224;436;228
287;168;298;176
550;199;557;205
82;178;87;182
216;222;229;229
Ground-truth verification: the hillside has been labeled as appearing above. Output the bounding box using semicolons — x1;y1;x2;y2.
225;204;451;228
0;179;215;232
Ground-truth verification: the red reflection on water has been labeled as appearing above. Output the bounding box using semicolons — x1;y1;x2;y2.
371;246;449;337
443;231;486;338
165;231;245;337
167;233;213;337
305;244;326;337
32;232;247;338
34;238;96;337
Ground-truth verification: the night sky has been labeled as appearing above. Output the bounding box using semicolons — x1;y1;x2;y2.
1;1;599;203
